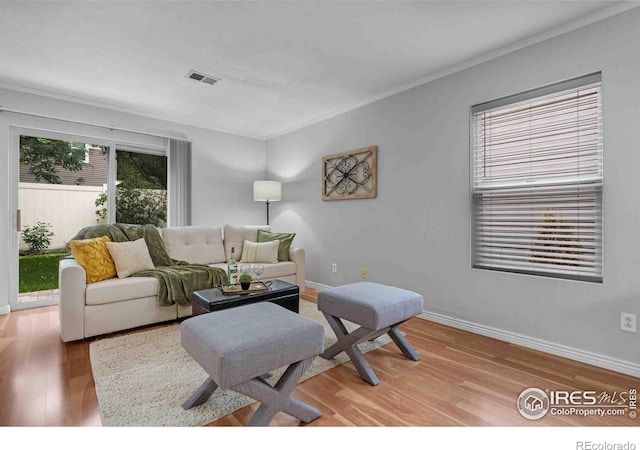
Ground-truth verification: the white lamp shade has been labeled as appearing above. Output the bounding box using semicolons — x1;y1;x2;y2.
253;180;281;202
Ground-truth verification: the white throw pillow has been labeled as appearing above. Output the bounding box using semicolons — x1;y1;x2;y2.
240;239;280;264
106;238;155;279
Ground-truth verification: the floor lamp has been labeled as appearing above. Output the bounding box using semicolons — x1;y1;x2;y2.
253;180;281;225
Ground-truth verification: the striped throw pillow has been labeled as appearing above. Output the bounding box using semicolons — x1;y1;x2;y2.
240;240;280;264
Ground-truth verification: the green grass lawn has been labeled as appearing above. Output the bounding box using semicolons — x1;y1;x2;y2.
19;252;69;293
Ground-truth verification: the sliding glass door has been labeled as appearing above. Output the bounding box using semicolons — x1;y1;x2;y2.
10;128;112;310
9;128;168;311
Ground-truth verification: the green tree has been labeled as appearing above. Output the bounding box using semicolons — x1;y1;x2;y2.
20;136;88;184
116;151;167;189
95;151;168;227
95;189;167;227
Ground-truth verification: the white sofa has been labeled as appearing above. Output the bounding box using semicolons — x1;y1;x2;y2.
58;225;306;342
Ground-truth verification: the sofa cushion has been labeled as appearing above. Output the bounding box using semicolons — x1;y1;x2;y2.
162;226;225;264
69;236;117;283
223;225;270;262
86;276;159;305
106;238;155;278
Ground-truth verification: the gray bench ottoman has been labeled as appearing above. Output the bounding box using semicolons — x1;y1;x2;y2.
180;302;324;426
318;281;424;386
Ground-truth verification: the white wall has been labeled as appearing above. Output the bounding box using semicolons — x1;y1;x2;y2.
0;88;266;312
266;10;640;367
188;126;266;227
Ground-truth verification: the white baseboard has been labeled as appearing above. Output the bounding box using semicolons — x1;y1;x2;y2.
305;281;333;291
0;304;11;315
304;280;639;377
419;311;640;378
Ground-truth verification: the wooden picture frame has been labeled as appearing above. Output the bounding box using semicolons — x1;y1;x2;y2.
322;146;377;201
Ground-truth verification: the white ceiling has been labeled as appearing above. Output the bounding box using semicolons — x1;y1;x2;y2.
0;1;636;139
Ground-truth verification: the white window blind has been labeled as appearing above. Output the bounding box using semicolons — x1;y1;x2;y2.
471;73;603;282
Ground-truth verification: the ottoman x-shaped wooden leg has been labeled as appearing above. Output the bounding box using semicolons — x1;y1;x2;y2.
182;355;321;426
321;313;420;386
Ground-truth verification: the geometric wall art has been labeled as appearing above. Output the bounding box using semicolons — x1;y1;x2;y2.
322;145;377;201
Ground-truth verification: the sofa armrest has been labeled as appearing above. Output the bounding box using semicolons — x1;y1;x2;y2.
59;258;87;342
289;247;306;294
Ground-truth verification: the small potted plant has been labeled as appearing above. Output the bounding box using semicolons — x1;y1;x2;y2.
239;274;252;290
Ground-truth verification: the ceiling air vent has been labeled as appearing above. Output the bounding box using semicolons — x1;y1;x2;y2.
186;70;220;86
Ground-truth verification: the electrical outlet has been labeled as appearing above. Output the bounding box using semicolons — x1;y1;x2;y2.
332;263;337;273
621;313;636;333
361;268;368;279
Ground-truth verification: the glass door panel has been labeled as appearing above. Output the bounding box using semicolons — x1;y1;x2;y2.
115;149;167;227
17;134;109;308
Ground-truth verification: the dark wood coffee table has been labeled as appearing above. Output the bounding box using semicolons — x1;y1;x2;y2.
191;279;299;316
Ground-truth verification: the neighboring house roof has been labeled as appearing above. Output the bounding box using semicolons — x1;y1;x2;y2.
20;148;108;187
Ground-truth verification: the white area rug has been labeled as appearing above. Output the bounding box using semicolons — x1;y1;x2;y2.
89;300;391;427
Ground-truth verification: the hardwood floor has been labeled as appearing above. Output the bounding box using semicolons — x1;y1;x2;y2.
1;288;638;427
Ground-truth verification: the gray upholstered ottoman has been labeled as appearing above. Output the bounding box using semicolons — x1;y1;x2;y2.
318;281;424;386
180;302;324;426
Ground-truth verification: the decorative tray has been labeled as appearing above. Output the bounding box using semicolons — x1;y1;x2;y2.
220;281;269;295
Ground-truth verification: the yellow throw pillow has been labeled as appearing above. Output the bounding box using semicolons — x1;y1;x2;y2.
240;239;280;264
70;236;117;283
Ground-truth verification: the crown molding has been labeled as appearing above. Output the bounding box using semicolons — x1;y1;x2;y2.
265;1;640;139
0;81;267;141
1;2;637;142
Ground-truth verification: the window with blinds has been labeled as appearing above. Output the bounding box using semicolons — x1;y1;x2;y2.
471;73;603;282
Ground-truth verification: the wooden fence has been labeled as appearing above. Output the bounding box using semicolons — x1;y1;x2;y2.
19;183;104;251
